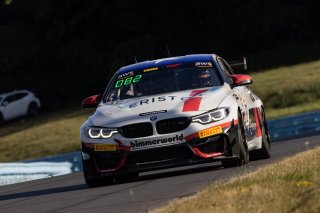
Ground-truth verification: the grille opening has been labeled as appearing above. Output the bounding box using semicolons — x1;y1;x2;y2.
126;145;194;165
119;122;153;138
93;151;126;170
156;117;191;134
94;157;121;170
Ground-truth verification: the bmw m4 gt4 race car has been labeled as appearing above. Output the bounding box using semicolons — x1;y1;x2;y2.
80;54;271;187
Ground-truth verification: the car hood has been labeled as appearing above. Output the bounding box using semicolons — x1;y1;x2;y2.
90;84;231;127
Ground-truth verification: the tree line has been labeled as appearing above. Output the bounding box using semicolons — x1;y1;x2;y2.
0;0;319;110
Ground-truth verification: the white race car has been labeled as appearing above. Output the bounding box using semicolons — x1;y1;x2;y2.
80;54;271;187
0;90;41;124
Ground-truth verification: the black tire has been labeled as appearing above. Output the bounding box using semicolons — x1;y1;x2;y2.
83;159;114;188
222;111;249;168
250;109;271;160
27;102;39;116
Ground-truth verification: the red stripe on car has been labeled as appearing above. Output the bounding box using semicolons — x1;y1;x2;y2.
182;97;202;112
166;63;181;68
192;147;223;158
189;89;208;96
182;89;208;112
254;108;262;137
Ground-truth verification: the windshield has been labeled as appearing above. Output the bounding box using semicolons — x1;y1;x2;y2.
105;63;222;102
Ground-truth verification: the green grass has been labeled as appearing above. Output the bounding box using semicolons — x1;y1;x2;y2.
153;146;320;213
250;60;320;118
265;99;320;119
0;60;320;162
0;108;93;162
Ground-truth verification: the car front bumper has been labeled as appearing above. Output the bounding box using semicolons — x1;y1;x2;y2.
82;119;240;179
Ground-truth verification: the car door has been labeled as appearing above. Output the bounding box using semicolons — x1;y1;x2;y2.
1;94;19;120
14;92;29;116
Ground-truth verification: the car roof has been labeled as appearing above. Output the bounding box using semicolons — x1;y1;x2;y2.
117;54;217;75
0;90;31;97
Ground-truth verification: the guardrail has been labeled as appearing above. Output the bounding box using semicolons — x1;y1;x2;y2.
0;162;72;186
24;151;82;173
268;110;320;141
1;110;320;186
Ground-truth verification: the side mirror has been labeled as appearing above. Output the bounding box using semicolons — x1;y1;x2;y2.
81;94;102;108
230;74;253;87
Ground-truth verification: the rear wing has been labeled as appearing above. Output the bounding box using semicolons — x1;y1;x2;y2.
228;57;247;70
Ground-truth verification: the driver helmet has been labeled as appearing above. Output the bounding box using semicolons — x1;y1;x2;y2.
197;70;213;86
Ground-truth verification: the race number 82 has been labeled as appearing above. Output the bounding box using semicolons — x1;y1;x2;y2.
115;75;142;88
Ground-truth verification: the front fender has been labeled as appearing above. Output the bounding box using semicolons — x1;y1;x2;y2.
218;93;240;122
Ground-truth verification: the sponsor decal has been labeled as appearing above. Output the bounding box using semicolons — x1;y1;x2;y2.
128;90;208;109
118;71;134;79
195;62;213;68
143;67;158;72
94;144;116;151
199;126;222;138
129;96;177;108
139;110;167;116
185;121;236;141
130;134;184;148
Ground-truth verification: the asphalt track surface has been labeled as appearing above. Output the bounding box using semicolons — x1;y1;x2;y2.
0;135;319;213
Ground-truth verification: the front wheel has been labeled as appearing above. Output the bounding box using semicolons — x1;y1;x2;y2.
222;111;249;168
83;159;114;188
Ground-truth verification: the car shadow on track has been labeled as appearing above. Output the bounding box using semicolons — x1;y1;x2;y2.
0;163;223;201
114;163;223;185
0;184;87;201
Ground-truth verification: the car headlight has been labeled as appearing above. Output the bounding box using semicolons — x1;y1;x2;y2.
86;127;118;139
192;108;229;124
